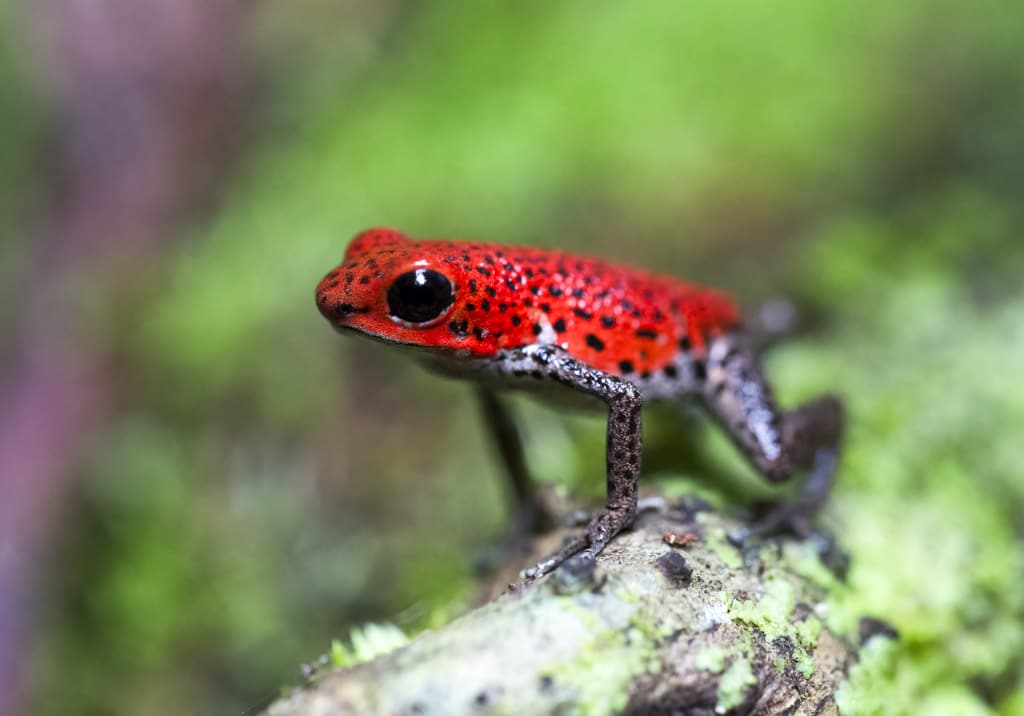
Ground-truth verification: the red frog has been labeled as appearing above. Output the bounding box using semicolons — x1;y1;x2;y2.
316;228;843;579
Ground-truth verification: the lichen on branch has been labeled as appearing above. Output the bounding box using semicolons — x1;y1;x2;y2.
265;499;873;716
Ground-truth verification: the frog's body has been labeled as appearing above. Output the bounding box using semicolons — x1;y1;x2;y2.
317;228;843;578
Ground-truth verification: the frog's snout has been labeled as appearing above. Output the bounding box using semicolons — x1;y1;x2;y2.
315;271;369;325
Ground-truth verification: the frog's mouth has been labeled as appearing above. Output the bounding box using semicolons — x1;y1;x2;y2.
334;322;447;356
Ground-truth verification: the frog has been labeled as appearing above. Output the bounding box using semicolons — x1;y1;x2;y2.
316;228;843;579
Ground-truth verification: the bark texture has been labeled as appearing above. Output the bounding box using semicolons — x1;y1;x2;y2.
264;498;857;716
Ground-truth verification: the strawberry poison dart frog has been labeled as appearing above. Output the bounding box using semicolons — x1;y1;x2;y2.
316;228;843;579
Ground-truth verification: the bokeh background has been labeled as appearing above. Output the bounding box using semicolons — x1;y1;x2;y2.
2;1;1023;714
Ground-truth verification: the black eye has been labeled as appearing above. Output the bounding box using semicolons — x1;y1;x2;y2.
387;269;455;324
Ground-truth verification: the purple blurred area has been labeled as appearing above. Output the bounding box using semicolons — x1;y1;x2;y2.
2;2;243;713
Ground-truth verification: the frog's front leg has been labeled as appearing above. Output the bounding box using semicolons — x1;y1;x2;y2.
703;335;844;539
493;346;642;581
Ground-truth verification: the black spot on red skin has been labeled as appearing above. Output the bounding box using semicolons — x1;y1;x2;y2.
663;365;679;378
326;270;339;280
636;329;658;339
326;280;339;289
507;278;518;291
572;288;586;299
693;360;707;381
549;286;563;297
469;279;478;294
601;316;615;328
532;323;543;336
511;315;522;326
540;304;551;313
466;303;476;311
524;298;534;308
481;299;491;312
486;286;497;298
473;327;486;340
553;318;567;333
476;267;491;277
619;360;634;374
586;333;605;351
529;286;540;295
359;275;370;284
678;336;692;351
573;308;592;320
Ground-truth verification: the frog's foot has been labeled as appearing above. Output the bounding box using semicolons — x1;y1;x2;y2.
522;534;590;581
728;449;837;545
564;496;666;529
522;502;636;582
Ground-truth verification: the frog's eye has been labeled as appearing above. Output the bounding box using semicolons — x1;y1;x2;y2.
387;269;455;324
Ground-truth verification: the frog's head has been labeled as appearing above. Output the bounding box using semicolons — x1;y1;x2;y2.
316;228;483;355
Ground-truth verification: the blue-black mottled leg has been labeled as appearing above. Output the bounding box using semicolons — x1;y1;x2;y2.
493;346;642;581
703;336;844;539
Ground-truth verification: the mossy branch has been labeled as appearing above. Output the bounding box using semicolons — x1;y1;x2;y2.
264;499;861;716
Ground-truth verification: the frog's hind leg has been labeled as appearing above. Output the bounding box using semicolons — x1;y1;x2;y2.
702;336;844;540
475;387;553;537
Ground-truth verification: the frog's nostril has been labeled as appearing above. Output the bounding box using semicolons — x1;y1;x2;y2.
330;301;370;320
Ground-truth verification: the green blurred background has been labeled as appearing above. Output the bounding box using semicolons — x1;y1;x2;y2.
2;1;1023;714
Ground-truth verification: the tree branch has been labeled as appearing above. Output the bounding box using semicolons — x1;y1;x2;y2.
265;498;858;715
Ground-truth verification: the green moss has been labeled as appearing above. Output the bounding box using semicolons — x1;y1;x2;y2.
729;579;796;639
695;646;730;674
716;657;757;713
796;616;823;651
700;519;744;570
552;624;657;716
795;651;816;679
329;623;409;667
